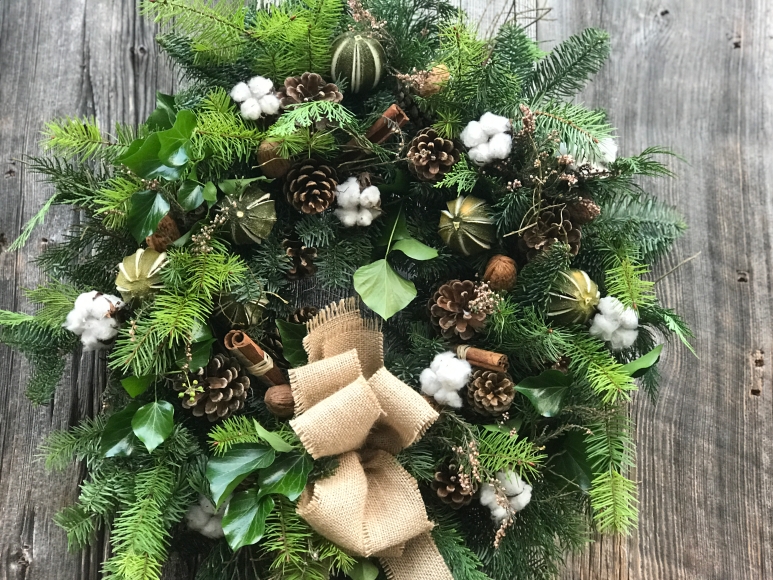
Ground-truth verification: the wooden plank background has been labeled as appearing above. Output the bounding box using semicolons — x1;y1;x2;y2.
0;1;768;579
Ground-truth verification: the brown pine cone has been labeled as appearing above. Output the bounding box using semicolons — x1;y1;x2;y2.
467;369;515;416
285;160;339;215
520;207;581;259
396;79;434;127
283;240;318;280
431;463;477;509
567;197;600;225
173;354;251;422
429;280;487;340
407;128;459;182
289;306;319;325
277;72;343;107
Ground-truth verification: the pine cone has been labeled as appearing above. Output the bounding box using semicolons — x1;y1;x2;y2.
467;369;514;416
429;280;487;340
567;197;600;225
289;306;319;325
283;240;318;280
174;354;251;422
407;128;459;182
431;463;477;509
285;160;339;215
278;73;343;107
396;80;434;127
260;327;287;369
520;207;581;259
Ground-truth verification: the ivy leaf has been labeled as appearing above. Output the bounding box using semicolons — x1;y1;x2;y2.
621;344;663;378
376;210;411;247
157;109;197;166
206;444;276;508
222;489;274;550
146;92;177;130
100;402;141;458
121;375;154;398
549;431;592;491
353;259;416;320
483;417;523;436
257;452;312;501
514;370;573;417
348;559;380;580
275;320;308;367
127;189;171;243
118;134;183;181
253;420;295;453
177;181;204;211
131;401;174;453
391;238;438;261
174;323;216;371
202;181;218;204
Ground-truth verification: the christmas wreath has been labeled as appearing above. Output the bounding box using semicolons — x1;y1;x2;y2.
5;0;694;579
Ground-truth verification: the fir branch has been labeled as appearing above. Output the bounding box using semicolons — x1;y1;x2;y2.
94;176;142;230
26;280;81;328
0;310;35;326
207;416;299;455
512;242;572;311
639;304;696;356
589;468;638;534
604;257;655;311
434;154;479;194
476;427;546;479
9;195;58;252
431;510;493;580
531;102;612;162
41;416;108;471
42;117;126;161
54;505;97;551
611;146;679;178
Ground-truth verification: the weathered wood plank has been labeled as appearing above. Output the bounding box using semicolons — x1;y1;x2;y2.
539;3;773;579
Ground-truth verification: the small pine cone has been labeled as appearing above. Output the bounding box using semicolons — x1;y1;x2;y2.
396;80;434;127
551;356;572;374
407;128;460;182
567;197;601;225
277;72;343;107
285;160;339;215
289;306;319;325
260;327;287;369
173;354;251;422
283;240;318;280
467;369;515;416
520;207;581;259
429;280;487;340
431;463;477;509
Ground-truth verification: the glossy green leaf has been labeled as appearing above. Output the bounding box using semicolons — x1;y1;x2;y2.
121;375;154;398
119;134;182;181
348;559;380;580
257;452;312;501
254;420;294;453
174;324;216;371
353;259;416;320
100;403;141;457
206;444;276;508
376;210;411;247
131;401;174;453
483;417;523;436
549;431;592;491
621;344;663;378
217;177;265;197
391;238;438;261
275;319;308;367
514;370;573;417
127;189;171;243
202;181;218;203
157;109;197;167
177;181;204;211
146;92;177;130
222;489;274;550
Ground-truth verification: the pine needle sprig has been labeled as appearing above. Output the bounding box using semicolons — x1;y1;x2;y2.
532;102;612;162
589;469;638;534
42;117;128;161
475;427;547;479
207;416;299;455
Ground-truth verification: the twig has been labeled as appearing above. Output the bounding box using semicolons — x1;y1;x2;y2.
653;251;701;284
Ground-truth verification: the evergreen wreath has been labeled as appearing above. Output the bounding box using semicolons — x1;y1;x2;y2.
5;0;694;579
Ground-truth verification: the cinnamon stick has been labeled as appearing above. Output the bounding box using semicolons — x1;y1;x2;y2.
456;345;509;373
343;104;409;150
224;330;285;385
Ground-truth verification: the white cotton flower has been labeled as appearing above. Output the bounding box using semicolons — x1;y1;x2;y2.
491;506;508;521
186;495;227;539
420;352;472;408
248;75;275;98
610;328;639;351
334;208;359;227
598;137;618;164
597;295;626;319
240;98;263;120
356;209;374;227
359;185;381;209
64;291;123;351
496;471;526;496
258;94;281;116
230;82;251;103
468;143;491;166
478;112;511;136
487;132;512;160
419;368;441;395
480;471;533;521
479;483;497;507
619;308;639;330
589;296;640;351
336;177;362;209
460;121;488;148
508;486;532;512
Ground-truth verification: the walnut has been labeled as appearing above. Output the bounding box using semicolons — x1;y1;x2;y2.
264;384;295;418
483;254;517;292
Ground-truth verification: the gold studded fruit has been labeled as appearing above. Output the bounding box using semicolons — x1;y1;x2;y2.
438;195;496;256
547;269;600;325
115;248;167;302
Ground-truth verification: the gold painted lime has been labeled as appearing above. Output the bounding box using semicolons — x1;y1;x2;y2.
115;248;168;302
219;184;276;245
438;195;496;256
547;269;600;325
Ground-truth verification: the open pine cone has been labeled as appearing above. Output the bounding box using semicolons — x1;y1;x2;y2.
289;306;319;324
396;79;434;127
284;160;339;215
429;280;486;340
407;128;459;181
283;240;318;279
467;369;515;416
173;354;251;422
431;463;477;509
567;197;601;225
520;207;581;259
278;72;343;107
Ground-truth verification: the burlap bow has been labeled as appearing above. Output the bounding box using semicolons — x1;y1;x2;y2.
289;299;453;580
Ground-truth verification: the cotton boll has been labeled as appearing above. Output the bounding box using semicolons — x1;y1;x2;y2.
359;185;381;209
258;94;281;116
479;112;511;136
479;483;497;507
508;487;532;512
598;137;618;164
420;369;441;396
490;506;508;521
356;209;374;227
240;98;263;120
334;208;359;228
496;471;525;496
610;328;639;351
230;82;251;103
198;496;217;516
429;351;457;373
468;143;491;166
442;391;464;409
487;132;512;160
589;314;619;342
597;296;626;319
63;310;87;334
433;357;472;391
336;177;361;208
185;505;210;530
248;75;274;98
200;517;225;539
90;317;119;342
618;308;639;330
460;121;488;148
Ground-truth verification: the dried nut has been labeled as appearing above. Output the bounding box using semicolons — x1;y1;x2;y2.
264;384;295;418
483;254;517;291
417;64;451;97
258;140;291;179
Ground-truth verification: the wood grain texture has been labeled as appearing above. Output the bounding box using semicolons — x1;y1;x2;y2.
1;1;766;580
